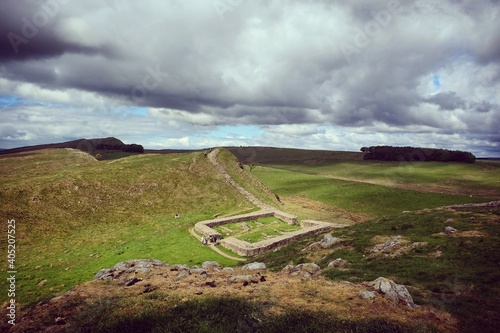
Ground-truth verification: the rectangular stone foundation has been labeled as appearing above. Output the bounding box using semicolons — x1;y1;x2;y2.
194;210;338;256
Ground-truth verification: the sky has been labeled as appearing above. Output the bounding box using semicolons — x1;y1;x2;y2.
0;0;499;156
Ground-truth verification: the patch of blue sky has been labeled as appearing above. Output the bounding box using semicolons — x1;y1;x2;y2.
212;125;261;140
0;95;19;106
125;106;148;116
433;74;441;89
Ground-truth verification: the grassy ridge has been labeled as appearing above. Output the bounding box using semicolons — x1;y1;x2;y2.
0;148;277;305
253;166;495;218
258;160;500;198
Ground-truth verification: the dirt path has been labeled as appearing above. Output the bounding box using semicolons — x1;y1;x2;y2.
207;149;273;210
189;227;246;262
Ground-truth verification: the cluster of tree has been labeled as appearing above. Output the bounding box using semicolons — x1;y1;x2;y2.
360;146;476;163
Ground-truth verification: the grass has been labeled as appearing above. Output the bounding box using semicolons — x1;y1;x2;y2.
255;207;500;333
258;160;500;198
0;148;277;306
68;296;436;333
214;216;302;243
253;166;495;218
1;147;499;331
216;149;282;208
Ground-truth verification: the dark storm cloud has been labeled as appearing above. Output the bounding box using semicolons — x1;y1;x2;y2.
0;0;499;155
425;92;466;111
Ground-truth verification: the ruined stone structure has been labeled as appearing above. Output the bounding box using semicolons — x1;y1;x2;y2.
193;149;347;256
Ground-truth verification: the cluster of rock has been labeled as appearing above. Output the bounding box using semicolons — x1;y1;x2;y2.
369;236;402;253
94;259;270;289
359;277;416;308
281;262;322;278
94;258;415;309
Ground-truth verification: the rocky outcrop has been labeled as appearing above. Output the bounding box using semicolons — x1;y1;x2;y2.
94;259;166;281
282;262;322;279
370;277;415;308
241;262;267;270
327;258;348;268
444;226;458;236
369;236;401;253
306;233;341;250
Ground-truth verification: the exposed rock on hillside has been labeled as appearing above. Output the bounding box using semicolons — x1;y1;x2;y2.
3;260;458;333
327;258;348;268
282;262;322;279
370;277;415;309
307;233;341;250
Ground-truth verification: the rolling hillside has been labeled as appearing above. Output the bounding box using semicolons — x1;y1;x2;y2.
0;148;279;305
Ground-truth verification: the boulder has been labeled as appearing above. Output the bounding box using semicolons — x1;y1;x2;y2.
444;226;458;236
229;275;254;284
358;290;376;300
305;234;341;251
327;258;348;268
170;264;190;271
202;261;222;270
287;263;322;279
369;236;401;253
174;270;190;281
281;264;295;273
320;234;341;249
190;268;207;275
371;277;415;308
94;268;114;280
95;259;166;281
113;259;165;271
242;262;267;270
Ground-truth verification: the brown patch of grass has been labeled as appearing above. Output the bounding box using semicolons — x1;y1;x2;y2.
281;196;368;223
4;265;458;333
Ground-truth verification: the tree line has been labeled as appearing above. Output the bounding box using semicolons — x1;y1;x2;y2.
360;146;476;163
96;143;144;153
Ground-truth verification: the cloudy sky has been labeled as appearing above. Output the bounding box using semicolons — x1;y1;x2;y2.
0;0;499;156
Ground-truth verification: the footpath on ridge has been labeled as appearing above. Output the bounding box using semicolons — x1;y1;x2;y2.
192;148;346;258
207;148;273;211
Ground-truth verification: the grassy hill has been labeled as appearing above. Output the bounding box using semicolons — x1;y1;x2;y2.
228;146;363;164
1;145;499;332
0;148;278;305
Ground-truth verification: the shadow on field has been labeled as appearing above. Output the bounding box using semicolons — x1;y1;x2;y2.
69;296;436;333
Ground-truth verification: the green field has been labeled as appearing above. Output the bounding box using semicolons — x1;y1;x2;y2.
0;149;275;305
252;163;497;218
214;216;302;243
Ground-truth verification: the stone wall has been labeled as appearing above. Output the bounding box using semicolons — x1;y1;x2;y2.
196;148;346;256
194;207;344;256
221;220;337;256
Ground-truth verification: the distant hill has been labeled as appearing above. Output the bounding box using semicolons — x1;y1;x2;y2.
0;137;144;156
227;146;363;164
